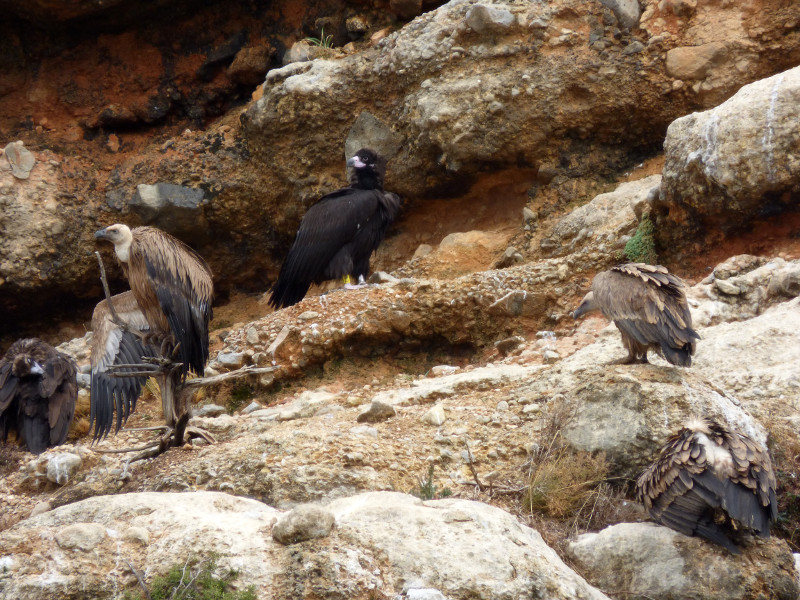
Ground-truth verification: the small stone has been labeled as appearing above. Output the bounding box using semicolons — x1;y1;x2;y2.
466;4;515;34
204;366;220;377
494;336;524;355
55;523;106;551
216;352;244;369
357;400;396;423
246;327;259;345
407;589;447;600
30;501;51;517
297;311;320;321
272;504;335;544
241;401;263;415
123;526;150;545
4;141;36;179
46;453;82;485
460;450;475;464
715;279;741;295
414;244;433;259
496;401;509;411
350;425;379;438
422;404;447;426
523;207;536;223
543;350;561;363
195;404;226;417
429;365;459;377
367;271;398;284
622;40;644;55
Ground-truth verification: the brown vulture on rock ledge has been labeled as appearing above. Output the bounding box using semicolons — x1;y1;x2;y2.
94;224;214;379
268;148;402;309
0;338;77;454
636;418;777;554
89;291;160;441
572;263;699;366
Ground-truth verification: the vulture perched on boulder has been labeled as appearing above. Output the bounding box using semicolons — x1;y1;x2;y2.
268;148;401;309
572;263;699;366
636;418;777;554
94;224;213;379
89;291;160;441
0;338;77;454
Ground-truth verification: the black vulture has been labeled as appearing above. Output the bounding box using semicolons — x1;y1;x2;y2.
637;418;777;554
0;338;77;454
268;147;402;309
572;263;700;366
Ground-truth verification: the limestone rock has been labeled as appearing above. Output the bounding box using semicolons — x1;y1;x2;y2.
272;503;335;544
46;453;82;485
465;4;516;35
568;522;799;600
55;523;106;551
3;141;36;179
657;66;800;244
357;400;396;423
595;0;641;29
128;183;209;241
422;404;447;426
665;42;728;80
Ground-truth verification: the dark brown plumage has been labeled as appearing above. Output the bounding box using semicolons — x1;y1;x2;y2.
572;263;700;366
636;418;777;554
89;291;160;441
0;338;77;454
94;224;214;378
268;148;401;309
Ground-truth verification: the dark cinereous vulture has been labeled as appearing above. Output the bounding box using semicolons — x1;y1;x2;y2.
268;148;402;309
94;224;214;379
572;263;700;366
0;338;77;454
89;291;160;441
636;418;777;554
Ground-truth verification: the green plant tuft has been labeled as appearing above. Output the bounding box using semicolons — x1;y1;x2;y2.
413;464;452;500
227;383;254;413
124;554;256;600
623;214;658;264
305;27;334;48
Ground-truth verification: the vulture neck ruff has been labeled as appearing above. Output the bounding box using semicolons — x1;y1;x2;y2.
694;431;735;477
113;226;134;263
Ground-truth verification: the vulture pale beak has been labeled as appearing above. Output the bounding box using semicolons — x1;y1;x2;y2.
30;361;44;375
94;228;109;239
347;155;366;169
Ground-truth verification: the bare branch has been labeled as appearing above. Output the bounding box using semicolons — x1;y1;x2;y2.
94;251;126;329
182;365;279;387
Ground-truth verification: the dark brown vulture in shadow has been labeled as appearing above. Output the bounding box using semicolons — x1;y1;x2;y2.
0;338;77;454
89;291;160;441
94;224;213;379
268;148;402;309
636;418;777;554
572;263;700;366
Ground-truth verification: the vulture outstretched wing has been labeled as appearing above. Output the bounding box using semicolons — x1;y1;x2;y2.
90;291;160;441
593;263;699;366
637;419;777;554
0;338;77;454
128;227;214;378
269;189;400;308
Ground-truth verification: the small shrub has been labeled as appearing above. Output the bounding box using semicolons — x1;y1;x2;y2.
413;465;451;500
623;214;657;264
306;27;333;48
226;383;254;413
125;554;256;600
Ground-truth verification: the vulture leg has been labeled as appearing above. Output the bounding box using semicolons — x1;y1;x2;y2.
343;274;368;289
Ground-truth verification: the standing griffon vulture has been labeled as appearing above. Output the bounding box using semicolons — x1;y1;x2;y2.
572;263;700;366
89;291;160;441
0;338;77;454
636;418;777;554
268;148;402;309
94;224;214;380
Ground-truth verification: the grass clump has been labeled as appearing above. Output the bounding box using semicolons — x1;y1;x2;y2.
413;464;452;500
124;554;256;600
306;27;334;48
226;383;254;414
623;214;657;264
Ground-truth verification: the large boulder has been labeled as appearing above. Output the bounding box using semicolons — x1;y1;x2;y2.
656;66;800;250
568;522;799;600
0;490;609;599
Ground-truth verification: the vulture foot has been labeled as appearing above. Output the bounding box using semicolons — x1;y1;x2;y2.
609;354;648;365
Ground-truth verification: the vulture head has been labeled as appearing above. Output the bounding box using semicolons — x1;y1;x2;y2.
12;355;44;378
95;223;134;262
571;291;597;319
347;148;386;190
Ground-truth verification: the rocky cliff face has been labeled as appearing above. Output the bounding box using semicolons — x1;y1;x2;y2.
1;1;800;599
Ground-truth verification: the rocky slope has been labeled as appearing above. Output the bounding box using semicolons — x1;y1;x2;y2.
1;1;800;599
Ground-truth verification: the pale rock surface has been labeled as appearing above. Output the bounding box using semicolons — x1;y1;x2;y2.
45;453;82;485
271;503;335;544
568;522;799;600
658;66;800;240
547;175;660;255
0;490;609;599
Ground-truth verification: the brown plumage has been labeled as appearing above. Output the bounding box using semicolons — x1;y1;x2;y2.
572;263;700;366
89;291;160;441
94;224;213;378
636;418;777;554
0;338;77;454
